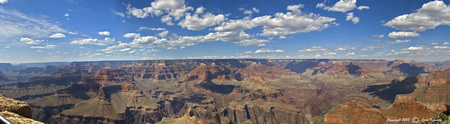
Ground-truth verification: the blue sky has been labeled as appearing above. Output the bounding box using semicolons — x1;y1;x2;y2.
0;0;449;63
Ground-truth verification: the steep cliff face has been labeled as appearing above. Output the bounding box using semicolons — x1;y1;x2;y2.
306;61;352;75
324;101;436;124
92;67;134;86
324;101;385;124
396;80;450;111
236;63;298;79
324;67;450;124
186;64;235;82
0;94;43;124
47;67;143;123
418;70;450;86
220;103;308;124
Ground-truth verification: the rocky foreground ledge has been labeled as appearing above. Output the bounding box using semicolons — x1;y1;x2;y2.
0;94;43;124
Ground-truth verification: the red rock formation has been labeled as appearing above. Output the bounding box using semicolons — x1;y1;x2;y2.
384;101;435;119
187;64;219;81
396;80;450;112
340;60;389;72
236;63;297;79
418;70;450;86
186;64;233;81
92;67;133;87
324;101;386;124
324;101;435;124
5;59;449;124
308;61;351;75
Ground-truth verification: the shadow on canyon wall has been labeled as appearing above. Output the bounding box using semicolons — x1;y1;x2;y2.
362;77;418;102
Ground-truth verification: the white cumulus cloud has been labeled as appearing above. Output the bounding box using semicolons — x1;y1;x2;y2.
157;30;169;37
70;37;115;46
215;4;336;36
388;31;419;38
102;31;271;52
242;7;260;15
245;48;284;54
346;52;356;56
123;33;140;38
316;0;357;13
286;4;304;14
402;46;426;51
20;37;43;45
299;46;329;52
178;13;225;30
389;39;411;44
195;7;205;14
30;44;57;49
346;12;359;24
257;44;266;47
434;46;450;49
357;6;370;10
385;1;450;31
253;8;260;13
244;10;253;15
324;52;337;55
151;0;184;10
49;33;66;38
98;31;110;36
335;46;357;51
138;27;165;31
126;0;193;25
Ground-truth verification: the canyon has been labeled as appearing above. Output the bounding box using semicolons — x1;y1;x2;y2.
0;59;448;124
